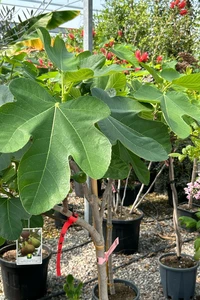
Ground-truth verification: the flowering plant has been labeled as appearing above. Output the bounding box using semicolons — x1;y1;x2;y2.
184;174;200;201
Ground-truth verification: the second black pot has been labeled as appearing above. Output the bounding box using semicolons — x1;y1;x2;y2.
92;278;140;300
103;209;143;254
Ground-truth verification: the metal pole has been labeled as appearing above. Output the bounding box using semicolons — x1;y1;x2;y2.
83;0;93;51
83;0;94;225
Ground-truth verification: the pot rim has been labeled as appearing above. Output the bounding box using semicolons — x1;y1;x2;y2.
92;278;140;299
178;202;200;209
158;252;199;271
103;208;144;224
0;243;52;267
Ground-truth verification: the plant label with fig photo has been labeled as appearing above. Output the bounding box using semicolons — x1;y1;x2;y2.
16;228;42;265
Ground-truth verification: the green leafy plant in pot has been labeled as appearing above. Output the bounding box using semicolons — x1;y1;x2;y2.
0;28;200;299
109;45;200;299
0;9;81;300
0;27;170;300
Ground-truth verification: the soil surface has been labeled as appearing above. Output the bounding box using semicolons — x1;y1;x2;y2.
104;207;143;221
160;254;197;268
178;203;200;212
1;249;49;262
95;282;137;300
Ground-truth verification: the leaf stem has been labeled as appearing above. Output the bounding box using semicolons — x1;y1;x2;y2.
61;71;65;102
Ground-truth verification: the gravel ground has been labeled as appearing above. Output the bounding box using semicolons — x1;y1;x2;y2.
1;192;200;300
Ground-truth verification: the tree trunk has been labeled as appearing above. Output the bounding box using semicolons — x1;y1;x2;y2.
106;179;115;295
54;204;109;300
169;157;182;257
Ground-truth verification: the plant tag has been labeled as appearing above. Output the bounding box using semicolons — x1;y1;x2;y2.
16;228;42;265
98;237;119;265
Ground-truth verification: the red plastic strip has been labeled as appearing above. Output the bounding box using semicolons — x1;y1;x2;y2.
56;214;78;276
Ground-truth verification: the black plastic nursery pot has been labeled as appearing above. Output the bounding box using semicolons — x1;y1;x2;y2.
103;209;144;255
119;187;137;206
159;252;198;300
0;243;52;300
92;278;140;300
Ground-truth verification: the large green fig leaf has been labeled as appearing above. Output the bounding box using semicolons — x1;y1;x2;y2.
133;85;163;103
37;27;78;71
0;78;111;214
95;64;132;77
0;197;30;240
172;74;200;91
140;63;163;84
22;215;44;228
0;153;12;171
161;91;200;138
111;45;139;67
117;143;150;184
63;69;94;83
103;145;130;179
0;85;14;106
92;88;170;161
160;68;181;82
103;142;149;184
78;53;106;71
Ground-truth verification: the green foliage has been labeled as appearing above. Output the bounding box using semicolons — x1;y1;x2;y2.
179;213;200;261
0;26;200;241
179;216;197;228
0;236;5;246
0;197;30;240
63;274;83;300
94;0;200;58
0;78;111;214
91;88;170;161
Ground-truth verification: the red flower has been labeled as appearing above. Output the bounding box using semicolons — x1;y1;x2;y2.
100;48;107;55
141;52;149;62
68;33;75;40
135;50;149;62
106;52;114;60
81;30;84;37
109;40;114;47
174;0;180;5
135;50;141;61
117;30;123;37
104;43;109;47
170;1;175;8
156;55;163;63
178;1;186;8
180;8;188;15
38;58;44;66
